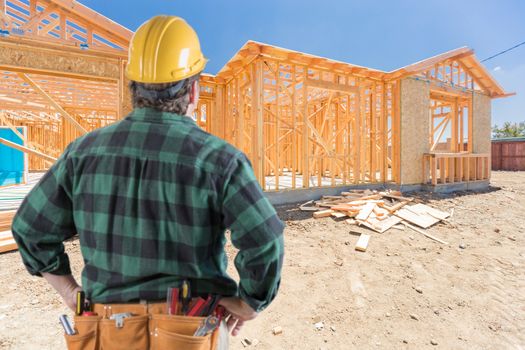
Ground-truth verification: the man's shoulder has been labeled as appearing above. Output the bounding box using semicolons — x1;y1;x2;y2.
189;127;245;169
66;120;126;153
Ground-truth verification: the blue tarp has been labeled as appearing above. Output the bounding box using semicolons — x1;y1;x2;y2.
0;128;25;186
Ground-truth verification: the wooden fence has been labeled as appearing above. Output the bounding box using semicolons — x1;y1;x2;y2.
492;138;525;171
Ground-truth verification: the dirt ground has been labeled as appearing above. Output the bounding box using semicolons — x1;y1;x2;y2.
1;171;524;349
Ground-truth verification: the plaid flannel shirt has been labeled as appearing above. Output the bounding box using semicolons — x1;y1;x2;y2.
11;107;284;312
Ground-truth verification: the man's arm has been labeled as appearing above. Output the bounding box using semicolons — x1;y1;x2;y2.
42;273;81;311
11;148;79;310
219;153;285;334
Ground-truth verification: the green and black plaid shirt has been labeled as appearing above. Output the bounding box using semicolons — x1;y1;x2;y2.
12;107;284;312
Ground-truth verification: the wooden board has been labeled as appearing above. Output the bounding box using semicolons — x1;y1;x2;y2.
384;200;409;213
355;234;370;252
395;208;440;228
0;210;16;231
373;206;390;217
408;203;450;220
356;202;376;221
372;216;402;233
0;230;14;241
358;215;402;233
0;230;17;253
313;209;333;219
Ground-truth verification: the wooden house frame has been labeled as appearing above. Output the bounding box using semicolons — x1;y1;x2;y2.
198;42;512;193
0;0;132;172
0;0;513;194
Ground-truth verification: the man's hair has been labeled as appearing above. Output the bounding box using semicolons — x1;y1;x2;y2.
129;74;200;115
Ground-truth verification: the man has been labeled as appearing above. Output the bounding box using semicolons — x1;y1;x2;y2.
12;15;284;346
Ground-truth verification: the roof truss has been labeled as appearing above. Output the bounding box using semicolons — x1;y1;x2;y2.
1;0;132;52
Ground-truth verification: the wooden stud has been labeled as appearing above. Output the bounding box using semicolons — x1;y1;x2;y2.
17;73;88;134
302;66;310;188
275;63;280;190
291;65;297;189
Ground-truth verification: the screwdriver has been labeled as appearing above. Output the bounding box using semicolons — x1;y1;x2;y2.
75;291;85;316
166;287;179;315
181;280;191;315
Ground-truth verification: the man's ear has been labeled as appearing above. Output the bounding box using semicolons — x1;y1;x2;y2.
189;80;200;106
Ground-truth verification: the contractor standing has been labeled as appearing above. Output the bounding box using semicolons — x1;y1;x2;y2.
12;15;284;349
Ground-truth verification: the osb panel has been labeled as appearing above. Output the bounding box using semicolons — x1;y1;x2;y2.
400;78;430;184
120;76;133;117
0;42;121;80
472;92;491;154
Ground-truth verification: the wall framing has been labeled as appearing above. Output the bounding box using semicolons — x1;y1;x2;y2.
0;2;512;192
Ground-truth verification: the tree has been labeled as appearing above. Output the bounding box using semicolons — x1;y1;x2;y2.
492;121;525;138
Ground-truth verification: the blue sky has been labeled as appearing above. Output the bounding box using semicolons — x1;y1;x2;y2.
83;0;525;127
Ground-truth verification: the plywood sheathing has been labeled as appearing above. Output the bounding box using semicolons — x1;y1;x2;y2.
0;39;123;80
399;78;430;184
472;92;492;154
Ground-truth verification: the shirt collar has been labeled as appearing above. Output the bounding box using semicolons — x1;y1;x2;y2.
125;107;197;125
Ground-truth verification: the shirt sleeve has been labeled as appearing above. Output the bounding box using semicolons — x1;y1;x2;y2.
11;147;76;277
221;153;285;312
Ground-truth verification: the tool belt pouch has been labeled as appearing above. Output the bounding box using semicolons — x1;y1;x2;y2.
150;314;219;350
64;315;100;350
99;314;150;350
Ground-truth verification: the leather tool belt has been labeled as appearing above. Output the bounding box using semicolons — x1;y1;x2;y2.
64;302;220;350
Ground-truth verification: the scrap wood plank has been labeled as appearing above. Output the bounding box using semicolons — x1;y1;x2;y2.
356;202;376;221
299;200;319;211
403;222;448;245
356;194;382;201
331;204;356;211
0;239;18;253
383;200;409;213
0;231;17;253
358;215;402;233
355;234;370;252
313;209;333;218
356;218;377;231
348;199;383;206
0;210;16;231
324;197;357;204
374;216;403;232
315;197;362;207
331;211;347;218
331;203;367;211
408;203;450;220
321;195;344;200
384;190;403;196
341;191;365;197
0;230;13;240
395;207;439;228
373;206;390;217
345;211;359;218
380;192;414;202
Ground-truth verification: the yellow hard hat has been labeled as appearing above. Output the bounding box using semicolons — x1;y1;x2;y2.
126;15;207;83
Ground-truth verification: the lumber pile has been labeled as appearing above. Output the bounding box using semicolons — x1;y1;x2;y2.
0;210;17;253
301;189;450;244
